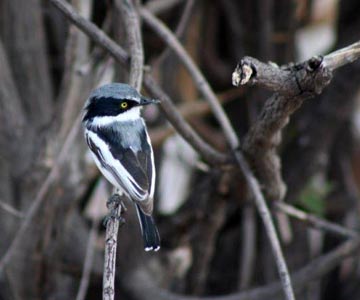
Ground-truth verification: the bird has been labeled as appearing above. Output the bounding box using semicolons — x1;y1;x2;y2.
82;83;160;251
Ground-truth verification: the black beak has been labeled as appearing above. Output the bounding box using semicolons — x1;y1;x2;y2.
140;96;160;106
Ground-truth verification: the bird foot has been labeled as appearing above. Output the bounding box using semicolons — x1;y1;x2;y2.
103;194;126;227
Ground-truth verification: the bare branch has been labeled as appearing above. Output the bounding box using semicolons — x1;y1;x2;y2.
0;201;23;219
234;56;333;201
232;41;360;94
140;8;295;300
324;40;360;70
274;202;359;239
150;89;241;147
115;0;144;91
231;41;360;202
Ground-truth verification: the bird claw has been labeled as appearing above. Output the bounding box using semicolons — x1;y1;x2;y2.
103;194;126;227
103;210;126;227
106;194;122;209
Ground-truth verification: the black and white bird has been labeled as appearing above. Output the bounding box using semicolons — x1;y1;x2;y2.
82;83;160;251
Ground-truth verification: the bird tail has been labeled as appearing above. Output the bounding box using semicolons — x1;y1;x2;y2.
135;203;160;251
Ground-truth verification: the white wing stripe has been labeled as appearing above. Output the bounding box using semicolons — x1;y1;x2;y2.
86;130;148;201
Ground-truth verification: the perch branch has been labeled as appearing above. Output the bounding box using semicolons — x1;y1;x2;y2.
115;0;144;91
274;202;359;239
48;0;228;166
103;195;125;300
140;8;295;300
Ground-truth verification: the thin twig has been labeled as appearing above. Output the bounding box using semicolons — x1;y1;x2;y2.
0;115;82;274
150;88;241;147
324;40;360;70
140;8;295;300
274;202;359;239
48;0;228;166
115;0;144;91
0;201;23;219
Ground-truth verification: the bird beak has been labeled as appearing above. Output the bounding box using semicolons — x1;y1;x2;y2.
140;96;160;106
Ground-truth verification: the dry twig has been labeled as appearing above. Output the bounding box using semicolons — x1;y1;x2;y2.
232;43;360;201
0;201;23;219
274;202;359;239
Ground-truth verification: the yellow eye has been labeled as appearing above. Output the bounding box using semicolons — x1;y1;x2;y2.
120;102;128;109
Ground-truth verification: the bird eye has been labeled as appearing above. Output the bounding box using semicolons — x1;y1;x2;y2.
120;101;128;109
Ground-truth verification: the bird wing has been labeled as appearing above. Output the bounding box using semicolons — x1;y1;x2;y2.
85;128;153;207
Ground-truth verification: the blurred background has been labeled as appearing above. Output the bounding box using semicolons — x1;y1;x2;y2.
1;0;360;299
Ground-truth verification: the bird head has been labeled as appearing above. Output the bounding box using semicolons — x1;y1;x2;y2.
82;83;159;125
